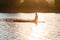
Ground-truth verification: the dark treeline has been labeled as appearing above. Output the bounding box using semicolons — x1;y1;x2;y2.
0;0;59;13
55;0;60;12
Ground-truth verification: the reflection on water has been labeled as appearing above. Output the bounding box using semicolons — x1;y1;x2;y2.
0;22;35;40
30;13;60;40
0;13;60;40
0;13;35;20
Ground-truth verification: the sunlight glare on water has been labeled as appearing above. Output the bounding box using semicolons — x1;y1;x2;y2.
0;13;60;40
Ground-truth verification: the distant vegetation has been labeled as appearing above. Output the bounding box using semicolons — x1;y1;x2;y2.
0;0;60;13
